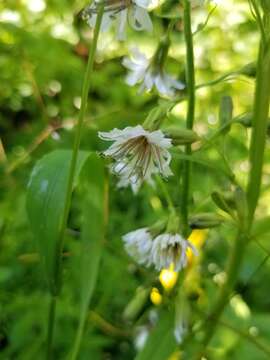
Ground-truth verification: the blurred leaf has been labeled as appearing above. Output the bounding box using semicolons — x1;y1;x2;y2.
26;150;90;294
71;153;107;359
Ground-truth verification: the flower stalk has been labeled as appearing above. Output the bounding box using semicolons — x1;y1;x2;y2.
46;5;104;359
182;0;196;236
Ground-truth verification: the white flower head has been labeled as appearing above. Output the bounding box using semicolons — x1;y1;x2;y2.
122;227;153;265
151;233;197;272
82;0;153;41
123;47;185;97
99;125;173;192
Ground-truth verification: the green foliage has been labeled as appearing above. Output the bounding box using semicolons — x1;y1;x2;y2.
26;150;90;294
1;0;270;359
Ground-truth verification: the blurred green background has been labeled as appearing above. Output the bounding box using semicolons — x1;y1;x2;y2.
1;0;270;359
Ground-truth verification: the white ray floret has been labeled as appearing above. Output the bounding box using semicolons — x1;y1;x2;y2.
99;125;173;191
123;48;185;97
82;0;153;41
151;233;197;271
122;228;153;265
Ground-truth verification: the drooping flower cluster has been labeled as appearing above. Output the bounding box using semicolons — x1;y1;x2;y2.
99;125;173;192
122;227;197;272
81;0;153;41
123;47;185;97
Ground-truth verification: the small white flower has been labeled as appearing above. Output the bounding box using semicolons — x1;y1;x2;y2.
99;125;173;191
122;228;153;265
123;48;185;97
151;233;197;271
82;0;153;41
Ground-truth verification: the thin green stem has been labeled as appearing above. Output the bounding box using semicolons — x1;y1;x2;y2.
70;317;85;360
247;20;270;225
250;0;267;45
181;0;196;236
188;12;270;360
45;4;104;357
156;176;175;212
46;296;57;360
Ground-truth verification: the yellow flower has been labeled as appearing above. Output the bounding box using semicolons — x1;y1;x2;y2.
150;287;162;305
187;229;207;264
159;263;178;291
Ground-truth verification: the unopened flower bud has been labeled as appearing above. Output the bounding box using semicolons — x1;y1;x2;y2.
143;103;173;130
239;62;256;78
219;96;233;134
123;287;150;321
189;213;223;229
234;186;248;227
163;127;199;145
211;191;235;217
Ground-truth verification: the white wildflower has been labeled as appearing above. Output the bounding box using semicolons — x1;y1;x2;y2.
151;233;197;271
99;125;173;191
82;0;153;41
122;228;153;265
122;48;185;97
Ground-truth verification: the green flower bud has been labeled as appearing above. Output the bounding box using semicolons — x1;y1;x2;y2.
211;191;236;217
219;96;233;134
239;62;257;78
143;102;173;131
123;287;150;321
235;113;252;127
234;186;248;227
189;213;224;229
163;127;200;145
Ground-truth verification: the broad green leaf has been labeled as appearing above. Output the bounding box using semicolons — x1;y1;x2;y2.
135;311;177;360
70;154;107;359
26;150;90;294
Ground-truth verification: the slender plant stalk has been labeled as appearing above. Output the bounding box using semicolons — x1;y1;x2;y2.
46;6;104;359
46;296;57;359
182;0;196;236
188;10;270;360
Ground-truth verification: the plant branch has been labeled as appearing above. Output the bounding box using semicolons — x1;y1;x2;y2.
188;11;270;360
181;0;196;236
45;5;104;358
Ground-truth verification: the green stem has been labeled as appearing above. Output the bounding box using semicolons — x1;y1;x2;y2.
181;0;196;236
247;20;270;225
45;5;104;357
70;316;85;360
46;296;57;360
156;176;175;212
189;12;270;360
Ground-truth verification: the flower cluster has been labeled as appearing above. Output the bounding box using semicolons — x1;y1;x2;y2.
81;0;204;273
122;227;197;272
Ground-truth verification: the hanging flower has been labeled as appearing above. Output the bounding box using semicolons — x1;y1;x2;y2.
122;47;185;97
99;125;173;192
81;0;153;41
151;233;197;271
122;228;153;265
